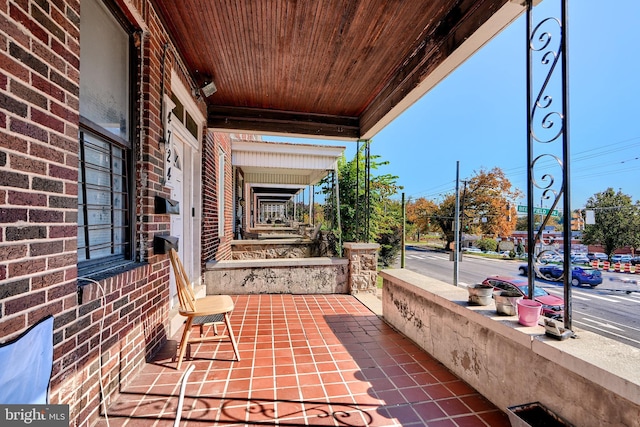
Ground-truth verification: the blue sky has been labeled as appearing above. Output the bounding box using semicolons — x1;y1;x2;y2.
264;0;640;210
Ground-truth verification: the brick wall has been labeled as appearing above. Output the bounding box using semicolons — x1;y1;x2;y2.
201;131;234;264
1;0;81;348
0;0;207;425
201;131;219;265
221;133;233;258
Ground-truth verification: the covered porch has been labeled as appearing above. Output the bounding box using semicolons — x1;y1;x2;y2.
95;294;510;426
6;0;629;426
233;140;344;238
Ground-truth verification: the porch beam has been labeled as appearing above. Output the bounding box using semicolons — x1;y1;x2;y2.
207;106;360;140
360;0;527;139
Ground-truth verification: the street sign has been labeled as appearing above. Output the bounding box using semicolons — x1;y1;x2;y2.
517;205;559;217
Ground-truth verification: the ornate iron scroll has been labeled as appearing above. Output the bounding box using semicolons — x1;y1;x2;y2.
526;1;572;331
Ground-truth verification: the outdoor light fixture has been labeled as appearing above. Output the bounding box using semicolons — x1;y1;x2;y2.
200;80;217;97
193;70;217;98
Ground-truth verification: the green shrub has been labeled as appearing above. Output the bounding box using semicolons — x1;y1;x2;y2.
476;238;498;252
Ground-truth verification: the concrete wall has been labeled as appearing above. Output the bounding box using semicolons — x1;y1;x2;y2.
380;269;640;427
205;257;349;294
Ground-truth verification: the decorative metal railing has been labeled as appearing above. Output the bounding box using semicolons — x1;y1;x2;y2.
526;0;573;332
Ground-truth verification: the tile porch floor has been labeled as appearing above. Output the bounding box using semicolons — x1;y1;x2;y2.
95;295;511;426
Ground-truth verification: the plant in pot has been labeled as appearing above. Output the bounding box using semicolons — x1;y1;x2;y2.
467;284;494;306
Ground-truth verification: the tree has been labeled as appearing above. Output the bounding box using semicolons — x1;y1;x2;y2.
462;167;522;237
582;188;640;256
515;211;562;232
375;199;404;266
319;144;403;265
434;194;456;250
629;208;640;253
406;197;439;241
435;167;521;250
476;238;498;252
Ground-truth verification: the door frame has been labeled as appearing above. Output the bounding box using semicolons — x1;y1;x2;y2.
163;75;204;306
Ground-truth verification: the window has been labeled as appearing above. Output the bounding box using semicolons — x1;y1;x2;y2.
78;0;134;272
170;92;199;140
78;130;129;262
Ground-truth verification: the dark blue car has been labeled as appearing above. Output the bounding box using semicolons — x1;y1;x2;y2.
518;264;602;287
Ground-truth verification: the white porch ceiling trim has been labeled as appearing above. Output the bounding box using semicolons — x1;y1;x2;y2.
232;140;345;186
245;173;311;186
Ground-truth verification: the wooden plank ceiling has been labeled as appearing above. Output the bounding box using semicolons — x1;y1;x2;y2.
152;0;524;140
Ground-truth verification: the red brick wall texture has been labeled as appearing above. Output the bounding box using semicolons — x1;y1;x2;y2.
0;1;227;425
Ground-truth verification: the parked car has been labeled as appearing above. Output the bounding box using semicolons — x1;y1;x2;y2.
518;264;602;287
571;254;590;264
587;252;608;261
463;247;482;253
631;256;640;266
610;254;632;264
482;276;564;318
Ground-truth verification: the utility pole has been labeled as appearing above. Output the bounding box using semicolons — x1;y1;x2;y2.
454;161;460;287
401;192;406;268
355;140;360;240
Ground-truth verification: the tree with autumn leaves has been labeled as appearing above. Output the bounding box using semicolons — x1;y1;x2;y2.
407;167;521;250
405;198;438;241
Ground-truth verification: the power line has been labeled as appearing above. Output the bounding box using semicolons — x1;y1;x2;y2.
406;135;640;200
573;165;639;180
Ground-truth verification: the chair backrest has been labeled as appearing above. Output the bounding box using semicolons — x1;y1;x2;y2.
169;248;197;313
0;315;54;404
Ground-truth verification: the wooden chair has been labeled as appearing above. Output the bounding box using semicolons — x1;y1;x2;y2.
169;249;240;369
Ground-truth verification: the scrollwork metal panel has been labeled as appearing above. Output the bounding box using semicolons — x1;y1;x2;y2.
526;0;572;331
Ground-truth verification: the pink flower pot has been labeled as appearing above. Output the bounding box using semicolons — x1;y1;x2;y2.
516;299;542;327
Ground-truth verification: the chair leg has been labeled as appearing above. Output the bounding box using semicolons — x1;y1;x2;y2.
177;317;193;370
224;312;241;361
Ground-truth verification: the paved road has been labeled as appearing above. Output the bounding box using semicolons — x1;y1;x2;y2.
399;246;640;348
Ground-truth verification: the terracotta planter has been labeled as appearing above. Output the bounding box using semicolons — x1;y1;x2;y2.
467;284;494;306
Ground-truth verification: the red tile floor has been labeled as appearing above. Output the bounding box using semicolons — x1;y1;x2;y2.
96;295;511;426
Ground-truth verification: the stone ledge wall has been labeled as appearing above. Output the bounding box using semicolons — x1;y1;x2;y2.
205;258;349;294
380;268;640;427
231;239;313;259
